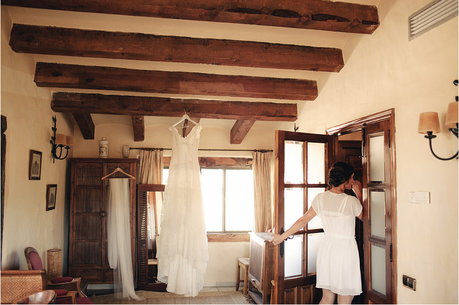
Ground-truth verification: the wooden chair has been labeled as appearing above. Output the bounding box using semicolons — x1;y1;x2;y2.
24;247;86;304
0;270;52;304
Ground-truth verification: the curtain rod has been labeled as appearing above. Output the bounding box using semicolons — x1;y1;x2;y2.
129;147;273;153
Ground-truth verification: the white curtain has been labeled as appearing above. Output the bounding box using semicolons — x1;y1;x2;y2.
107;179;141;300
252;151;274;232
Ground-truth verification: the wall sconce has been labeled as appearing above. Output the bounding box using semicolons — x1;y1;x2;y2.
418;81;458;161
50;116;73;162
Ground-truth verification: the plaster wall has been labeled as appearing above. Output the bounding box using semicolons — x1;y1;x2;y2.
295;1;458;303
1;8;73;270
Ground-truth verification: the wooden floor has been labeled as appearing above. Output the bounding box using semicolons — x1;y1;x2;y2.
89;287;255;304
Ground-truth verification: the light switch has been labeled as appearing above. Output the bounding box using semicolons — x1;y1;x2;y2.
408;191;430;204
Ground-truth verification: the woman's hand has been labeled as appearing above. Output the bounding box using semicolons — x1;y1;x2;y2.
269;234;285;245
352;180;362;201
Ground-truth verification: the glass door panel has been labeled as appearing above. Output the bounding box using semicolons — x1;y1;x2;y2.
307;188;324;229
285;141;304;184
307;232;324;274
369;135;385;182
371;243;387;296
307;142;325;184
284;188;304;229
285;234;303;277
370;190;386;240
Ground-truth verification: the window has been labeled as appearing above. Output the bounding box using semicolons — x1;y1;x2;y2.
163;167;254;233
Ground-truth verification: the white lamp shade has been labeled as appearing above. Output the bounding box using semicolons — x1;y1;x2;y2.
445;102;458;128
418;112;441;134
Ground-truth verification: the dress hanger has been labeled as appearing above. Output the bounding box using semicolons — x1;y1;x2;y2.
101;167;136;180
173;113;198;127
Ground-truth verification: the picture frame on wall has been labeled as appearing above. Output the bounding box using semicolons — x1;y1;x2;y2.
29;150;42;180
46;184;57;211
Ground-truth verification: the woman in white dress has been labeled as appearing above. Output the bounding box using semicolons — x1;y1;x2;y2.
270;162;363;304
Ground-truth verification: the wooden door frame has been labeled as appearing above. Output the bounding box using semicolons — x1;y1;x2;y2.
327;108;397;304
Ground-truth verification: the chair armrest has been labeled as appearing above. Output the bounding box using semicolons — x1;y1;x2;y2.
1;270;47;304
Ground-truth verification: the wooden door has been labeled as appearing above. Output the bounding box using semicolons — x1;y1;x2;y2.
362;120;396;304
327;109;397;304
272;131;334;304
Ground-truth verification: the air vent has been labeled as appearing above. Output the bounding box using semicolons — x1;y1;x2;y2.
409;0;458;40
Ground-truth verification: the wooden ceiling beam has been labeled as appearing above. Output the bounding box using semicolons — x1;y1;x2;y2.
230;119;256;144
3;0;379;34
70;112;95;140
35;63;318;101
131;115;145;142
10;24;344;72
51;92;297;121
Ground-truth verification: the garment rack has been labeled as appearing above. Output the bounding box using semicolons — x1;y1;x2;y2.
129;147;273;153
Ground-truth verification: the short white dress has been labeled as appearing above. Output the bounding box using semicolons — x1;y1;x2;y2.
311;191;363;296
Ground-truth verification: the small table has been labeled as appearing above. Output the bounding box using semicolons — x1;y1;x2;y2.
15;290;56;304
236;258;250;295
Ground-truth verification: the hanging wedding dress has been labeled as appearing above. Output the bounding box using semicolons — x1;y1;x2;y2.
157;117;208;297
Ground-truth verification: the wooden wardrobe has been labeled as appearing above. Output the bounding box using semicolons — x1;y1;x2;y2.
68;158;137;285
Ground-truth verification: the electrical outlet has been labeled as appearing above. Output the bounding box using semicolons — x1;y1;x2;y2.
403;275;416;291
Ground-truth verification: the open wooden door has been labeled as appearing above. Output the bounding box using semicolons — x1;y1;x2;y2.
273;109;397;304
272;131;334;304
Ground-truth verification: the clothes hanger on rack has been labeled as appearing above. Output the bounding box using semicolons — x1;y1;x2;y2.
101;166;136;180
173;113;198;128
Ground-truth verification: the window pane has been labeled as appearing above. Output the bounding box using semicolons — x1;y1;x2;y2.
201;169;223;232
285;188;304;230
370;190;386;240
225;170;254;231
285;141;304;184
371;243;387;296
307;232;324;274
285;234;303;277
163;168;169;184
307;142;325;184
307;188;324;229
369;136;385;182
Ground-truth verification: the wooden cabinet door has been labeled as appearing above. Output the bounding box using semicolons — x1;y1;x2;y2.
69;159;137;284
70;162;105;282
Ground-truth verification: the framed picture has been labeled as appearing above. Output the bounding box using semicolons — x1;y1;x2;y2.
46;184;57;211
29;150;42;180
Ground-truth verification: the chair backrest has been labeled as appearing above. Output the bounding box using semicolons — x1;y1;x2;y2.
24;247;44;270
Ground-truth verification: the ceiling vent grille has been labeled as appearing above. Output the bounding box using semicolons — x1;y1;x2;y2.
409;0;458;40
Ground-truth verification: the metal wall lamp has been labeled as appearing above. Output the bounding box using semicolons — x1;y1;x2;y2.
50;116;73;162
418;81;458;161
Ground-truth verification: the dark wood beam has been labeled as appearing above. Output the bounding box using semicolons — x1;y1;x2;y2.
230;120;256;144
3;0;379;34
10;24;344;72
131;115;144;142
36;63;317;101
51;92;297;121
71;112;95;139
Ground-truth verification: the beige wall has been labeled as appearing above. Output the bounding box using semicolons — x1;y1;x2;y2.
2;0;458;300
1;8;73;270
296;0;458;303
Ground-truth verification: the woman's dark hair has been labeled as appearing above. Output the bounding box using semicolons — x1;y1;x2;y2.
328;162;354;187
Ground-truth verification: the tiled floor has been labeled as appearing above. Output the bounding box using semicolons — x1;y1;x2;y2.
200;286;238;293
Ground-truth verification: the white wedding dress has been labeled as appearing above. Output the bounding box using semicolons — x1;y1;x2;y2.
157;122;208;297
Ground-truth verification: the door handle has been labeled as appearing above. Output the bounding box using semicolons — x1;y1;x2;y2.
280;227;284;258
